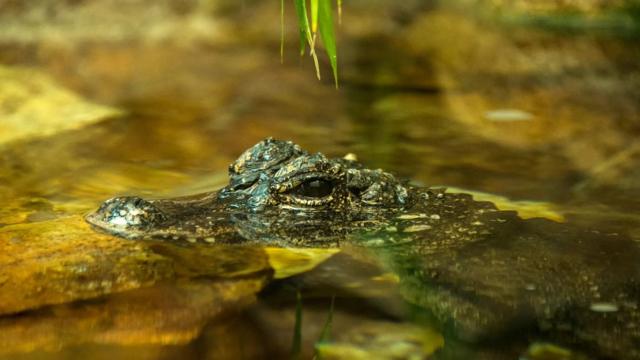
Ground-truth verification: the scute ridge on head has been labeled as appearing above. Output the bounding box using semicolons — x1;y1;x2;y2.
221;138;410;212
228;138;306;191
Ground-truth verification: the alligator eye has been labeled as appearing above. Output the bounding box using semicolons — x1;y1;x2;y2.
288;178;335;198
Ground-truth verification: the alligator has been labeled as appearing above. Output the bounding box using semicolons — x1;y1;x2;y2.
86;138;640;359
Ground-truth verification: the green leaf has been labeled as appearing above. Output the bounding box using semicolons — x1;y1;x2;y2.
291;291;303;360
318;0;339;87
280;0;285;63
311;0;319;33
293;0;312;56
318;296;335;342
314;296;335;360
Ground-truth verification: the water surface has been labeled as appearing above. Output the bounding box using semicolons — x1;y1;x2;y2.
1;1;639;359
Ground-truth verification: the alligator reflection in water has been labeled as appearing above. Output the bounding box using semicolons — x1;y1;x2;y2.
87;138;640;359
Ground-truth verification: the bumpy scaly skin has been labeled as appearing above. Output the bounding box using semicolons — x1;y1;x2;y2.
86;138;640;359
89;197;167;236
222;138;408;211
86;138;410;244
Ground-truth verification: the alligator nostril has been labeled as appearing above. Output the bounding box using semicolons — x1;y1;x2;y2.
91;196;166;229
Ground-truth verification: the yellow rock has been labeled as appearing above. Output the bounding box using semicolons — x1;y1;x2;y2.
0;215;273;316
524;342;582;360
0;278;267;356
315;321;444;360
446;186;565;222
264;247;341;279
0;216;174;315
0;65;122;146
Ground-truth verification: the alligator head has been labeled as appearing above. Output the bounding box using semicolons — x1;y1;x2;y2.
86;138;413;246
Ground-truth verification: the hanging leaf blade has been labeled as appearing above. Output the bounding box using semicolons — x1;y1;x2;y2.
280;0;285;63
293;0;312;56
318;0;338;87
311;0;319;33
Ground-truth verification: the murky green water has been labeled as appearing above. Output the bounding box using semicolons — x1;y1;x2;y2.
1;1;639;359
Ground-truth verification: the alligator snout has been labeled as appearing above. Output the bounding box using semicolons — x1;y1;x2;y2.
85;196;167;236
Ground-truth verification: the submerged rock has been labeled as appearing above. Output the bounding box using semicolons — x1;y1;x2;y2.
0;278;267;356
0;216;174;315
0;215;278;316
315;321;443;360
